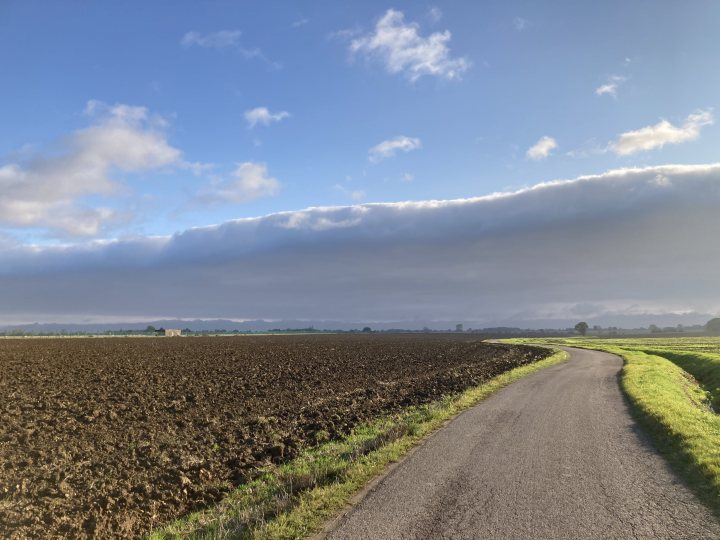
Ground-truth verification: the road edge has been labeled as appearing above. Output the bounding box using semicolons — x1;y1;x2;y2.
150;348;568;539
308;348;569;540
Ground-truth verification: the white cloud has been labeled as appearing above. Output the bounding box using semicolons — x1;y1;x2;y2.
328;27;363;40
199;162;279;203
349;9;469;82
526;136;558;160
181;30;242;49
427;7;443;23
0;101;182;236
183;161;215;176
244;107;291;128
611;109;714;155
291;17;309;28
513;17;528;31
369;136;422;162
180;30;276;65
595;75;626;97
3;163;720;326
565;139;606;159
334;184;366;201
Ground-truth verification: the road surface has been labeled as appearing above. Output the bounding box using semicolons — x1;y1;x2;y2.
321;347;720;539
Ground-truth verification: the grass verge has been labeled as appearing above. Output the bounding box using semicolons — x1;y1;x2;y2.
504;338;720;516
618;348;720;514
149;349;568;539
635;349;720;411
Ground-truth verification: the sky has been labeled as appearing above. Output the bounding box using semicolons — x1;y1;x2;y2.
1;1;719;327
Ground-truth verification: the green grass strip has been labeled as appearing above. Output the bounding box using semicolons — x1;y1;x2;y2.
150;349;568;539
503;338;720;516
625;349;720;411
618;348;720;513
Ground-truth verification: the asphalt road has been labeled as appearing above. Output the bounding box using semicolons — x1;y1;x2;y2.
321;347;720;539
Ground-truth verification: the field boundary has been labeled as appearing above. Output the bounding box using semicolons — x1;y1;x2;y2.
150;349;569;539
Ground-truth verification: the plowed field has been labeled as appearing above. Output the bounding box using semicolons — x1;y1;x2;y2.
0;334;549;538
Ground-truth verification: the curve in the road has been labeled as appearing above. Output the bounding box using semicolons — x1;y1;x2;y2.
320;347;720;540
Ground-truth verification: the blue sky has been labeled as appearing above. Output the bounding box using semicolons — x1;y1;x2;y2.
1;1;719;325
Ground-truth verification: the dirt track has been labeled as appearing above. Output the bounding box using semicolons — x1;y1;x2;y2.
0;334;547;538
324;346;720;539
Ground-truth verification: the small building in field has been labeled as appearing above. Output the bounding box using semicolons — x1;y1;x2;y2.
165;328;182;337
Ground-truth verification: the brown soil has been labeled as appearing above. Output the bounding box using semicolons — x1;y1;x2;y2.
0;334;549;538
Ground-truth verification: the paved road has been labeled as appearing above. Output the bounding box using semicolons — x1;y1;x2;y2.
322;347;720;539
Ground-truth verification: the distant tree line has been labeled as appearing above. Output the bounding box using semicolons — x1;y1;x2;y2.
707;318;720;334
3;319;720;337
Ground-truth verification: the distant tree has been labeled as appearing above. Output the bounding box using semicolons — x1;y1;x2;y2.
706;318;720;335
362;326;372;333
145;325;156;333
649;324;661;333
574;322;589;336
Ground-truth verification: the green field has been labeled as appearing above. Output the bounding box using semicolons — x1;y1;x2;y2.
503;336;720;516
557;336;720;355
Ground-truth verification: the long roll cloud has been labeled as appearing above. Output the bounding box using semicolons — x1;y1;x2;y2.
3;163;720;325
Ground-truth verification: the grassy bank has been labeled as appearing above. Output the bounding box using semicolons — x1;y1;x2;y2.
150;349;568;539
504;337;720;515
627;349;720;411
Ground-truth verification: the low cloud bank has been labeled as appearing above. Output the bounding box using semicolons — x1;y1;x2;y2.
3;163;720;324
